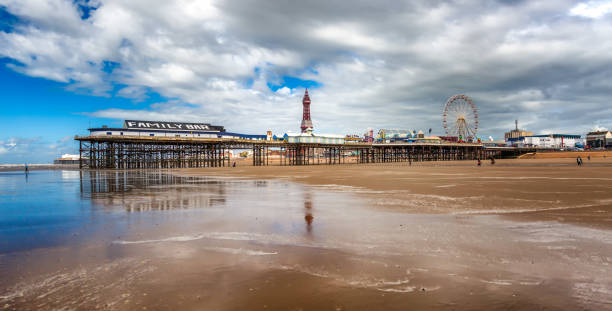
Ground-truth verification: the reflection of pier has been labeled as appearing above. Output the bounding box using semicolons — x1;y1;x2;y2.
76;135;524;169
80;170;227;211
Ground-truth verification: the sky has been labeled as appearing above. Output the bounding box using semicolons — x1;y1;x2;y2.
1;0;612;163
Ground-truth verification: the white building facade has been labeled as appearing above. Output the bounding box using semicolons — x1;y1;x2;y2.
507;134;582;148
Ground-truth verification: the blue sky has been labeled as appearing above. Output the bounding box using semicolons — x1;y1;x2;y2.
0;57;162;163
0;46;318;163
2;0;612;163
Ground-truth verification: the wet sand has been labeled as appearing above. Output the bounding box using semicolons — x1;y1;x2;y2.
521;150;610;159
1;159;612;310
180;158;612;227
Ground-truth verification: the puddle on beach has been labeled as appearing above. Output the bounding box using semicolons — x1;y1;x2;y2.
0;170;611;310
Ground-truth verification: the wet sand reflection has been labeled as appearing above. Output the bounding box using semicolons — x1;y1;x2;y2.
80;170;228;211
0;170;611;310
304;192;314;235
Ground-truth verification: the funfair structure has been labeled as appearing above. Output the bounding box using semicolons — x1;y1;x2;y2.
443;94;479;141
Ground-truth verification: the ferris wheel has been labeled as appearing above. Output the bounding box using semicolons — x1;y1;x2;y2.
442;94;478;140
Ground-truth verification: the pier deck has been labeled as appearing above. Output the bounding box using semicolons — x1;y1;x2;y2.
75;135;507;169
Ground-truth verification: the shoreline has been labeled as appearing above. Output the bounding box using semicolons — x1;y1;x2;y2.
0;164;79;172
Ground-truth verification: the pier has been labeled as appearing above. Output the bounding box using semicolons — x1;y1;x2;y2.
75;135;511;169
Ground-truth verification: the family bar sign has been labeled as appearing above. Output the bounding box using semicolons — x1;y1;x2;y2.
124;120;225;132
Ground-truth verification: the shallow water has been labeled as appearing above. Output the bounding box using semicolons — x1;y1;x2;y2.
0;170;611;310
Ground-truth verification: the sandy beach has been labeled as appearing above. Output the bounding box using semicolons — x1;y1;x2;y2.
178;157;612;226
1;158;611;310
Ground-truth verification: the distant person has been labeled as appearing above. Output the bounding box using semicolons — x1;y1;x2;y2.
232;162;236;167
24;163;28;173
477;159;481;166
490;157;495;165
577;156;582;166
588;155;591;161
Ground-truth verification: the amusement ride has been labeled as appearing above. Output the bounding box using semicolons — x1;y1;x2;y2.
443;94;479;141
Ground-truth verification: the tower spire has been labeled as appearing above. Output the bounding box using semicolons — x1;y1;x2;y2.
300;89;313;133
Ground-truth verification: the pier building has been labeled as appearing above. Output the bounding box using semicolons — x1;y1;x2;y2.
283;129;345;145
53;154;82;165
88;120;266;141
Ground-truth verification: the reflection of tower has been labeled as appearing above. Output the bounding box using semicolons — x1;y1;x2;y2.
304;192;313;234
300;89;313;133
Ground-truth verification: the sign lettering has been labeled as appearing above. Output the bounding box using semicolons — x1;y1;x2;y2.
124;120;223;132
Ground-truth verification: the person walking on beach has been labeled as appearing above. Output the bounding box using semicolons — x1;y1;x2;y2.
577;156;582;166
588;154;591;161
477;159;481;166
24;163;29;173
232;162;236;167
490;156;495;165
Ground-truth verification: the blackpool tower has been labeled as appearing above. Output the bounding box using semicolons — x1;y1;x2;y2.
300;89;313;133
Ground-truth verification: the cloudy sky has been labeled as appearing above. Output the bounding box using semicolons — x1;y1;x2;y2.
1;0;612;163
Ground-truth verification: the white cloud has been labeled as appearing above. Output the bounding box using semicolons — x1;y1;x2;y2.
592;125;608;131
0;0;611;140
312;23;392;52
275;87;291;96
570;1;612;18
0;138;26;155
117;86;148;101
